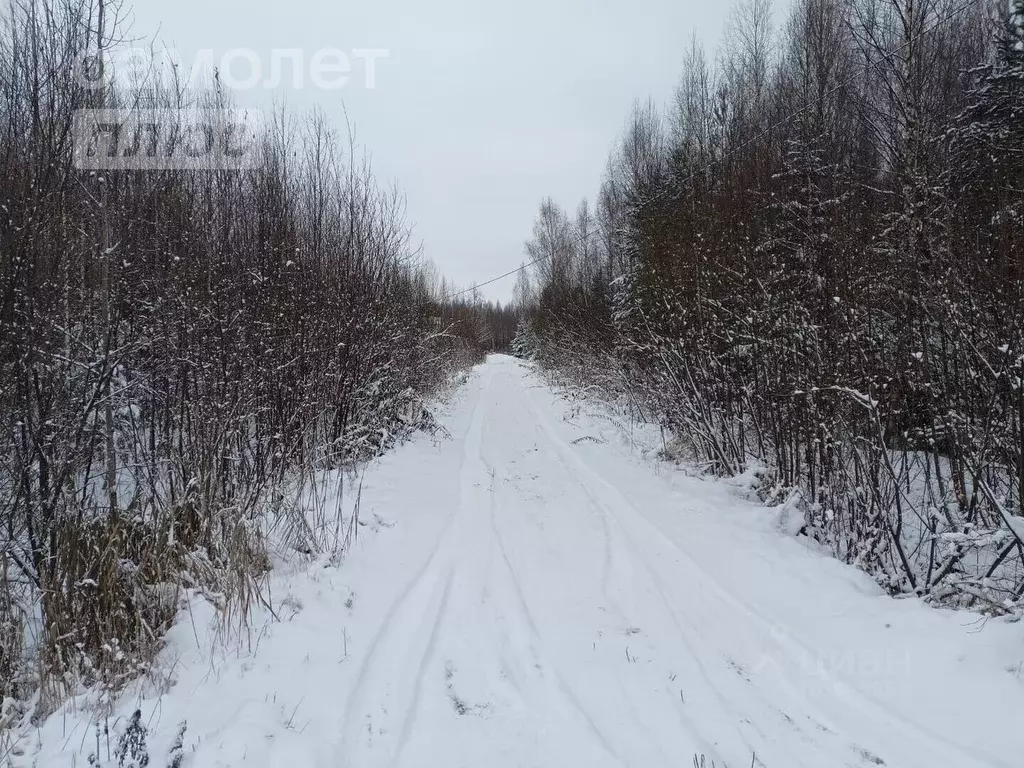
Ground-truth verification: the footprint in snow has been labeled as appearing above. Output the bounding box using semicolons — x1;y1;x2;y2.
851;746;886;765
443;660;491;717
725;656;751;682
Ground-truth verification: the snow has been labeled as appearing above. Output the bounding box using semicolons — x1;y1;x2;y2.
15;355;1024;768
1006;512;1024;543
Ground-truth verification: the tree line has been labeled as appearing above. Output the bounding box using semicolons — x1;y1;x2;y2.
517;0;1024;612
0;0;508;717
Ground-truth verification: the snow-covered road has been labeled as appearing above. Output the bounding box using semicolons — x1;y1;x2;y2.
28;355;1024;768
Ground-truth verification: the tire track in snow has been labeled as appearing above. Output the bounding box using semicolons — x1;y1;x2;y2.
521;384;887;763
336;370;489;768
517;382;767;763
519;366;1007;768
479;368;626;765
392;567;455;765
485;486;624;765
499;369;746;766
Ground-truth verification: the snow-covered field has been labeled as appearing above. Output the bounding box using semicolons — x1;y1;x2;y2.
16;355;1024;768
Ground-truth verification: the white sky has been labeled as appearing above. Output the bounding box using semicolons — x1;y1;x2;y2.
125;0;738;302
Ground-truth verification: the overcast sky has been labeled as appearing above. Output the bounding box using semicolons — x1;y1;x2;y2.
127;0;737;302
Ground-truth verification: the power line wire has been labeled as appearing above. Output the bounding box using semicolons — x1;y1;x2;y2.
444;257;545;300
